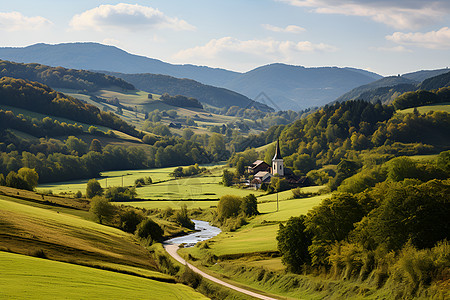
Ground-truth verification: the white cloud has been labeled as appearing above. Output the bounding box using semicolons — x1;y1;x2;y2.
173;37;337;63
70;3;195;32
371;45;412;53
0;12;52;31
279;0;450;29
262;24;306;33
386;27;450;49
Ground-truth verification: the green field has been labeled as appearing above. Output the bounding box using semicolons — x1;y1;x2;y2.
183;193;329;258
398;102;450;114
0;197;161;272
38;164;267;204
0;252;206;300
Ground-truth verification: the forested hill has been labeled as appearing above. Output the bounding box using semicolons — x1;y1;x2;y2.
0;60;135;92
336;71;450;104
0;77;138;136
100;71;273;111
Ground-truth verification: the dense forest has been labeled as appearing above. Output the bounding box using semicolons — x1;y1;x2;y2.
277;151;450;298
0;77;139;137
0;60;135;91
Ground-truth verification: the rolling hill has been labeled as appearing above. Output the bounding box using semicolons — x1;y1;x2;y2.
336;71;450;104
0;43;384;110
100;71;273;111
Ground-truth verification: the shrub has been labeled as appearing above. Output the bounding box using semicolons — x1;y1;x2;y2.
89;196;115;224
136;218;163;242
217;195;242;220
175;205;195;230
86;179;103;198
241;194;259;216
104;186;136;201
120;209;145;233
277;216;312;273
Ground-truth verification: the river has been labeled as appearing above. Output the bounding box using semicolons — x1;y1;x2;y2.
164;219;221;247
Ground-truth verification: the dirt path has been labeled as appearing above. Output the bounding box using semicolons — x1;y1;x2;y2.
164;244;279;300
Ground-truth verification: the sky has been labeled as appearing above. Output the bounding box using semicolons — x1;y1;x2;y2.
0;0;449;76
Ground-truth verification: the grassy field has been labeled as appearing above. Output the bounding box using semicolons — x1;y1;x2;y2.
182;192;329;258
0;252;206;300
0;197;161;273
398;102;450;114
38;164;267;204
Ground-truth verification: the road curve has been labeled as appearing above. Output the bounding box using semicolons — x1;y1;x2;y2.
164;244;278;300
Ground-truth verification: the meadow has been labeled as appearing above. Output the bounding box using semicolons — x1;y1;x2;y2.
398;102;450;114
0;252;206;300
37;164;268;204
0;197;161;274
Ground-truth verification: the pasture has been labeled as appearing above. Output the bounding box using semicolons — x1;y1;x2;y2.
37;164;267;204
0;197;160;273
398;102;450;114
0;252;206;300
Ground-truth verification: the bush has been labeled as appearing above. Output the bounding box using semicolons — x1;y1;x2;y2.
217;195;242;220
120;209;145;233
277;216;312;273
175;205;195;230
104;186;136;201
241;194;259;216
136;218;163;242
86;179;103;198
89;196;115;224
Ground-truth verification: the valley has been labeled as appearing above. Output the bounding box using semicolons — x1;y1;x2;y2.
1;28;449;300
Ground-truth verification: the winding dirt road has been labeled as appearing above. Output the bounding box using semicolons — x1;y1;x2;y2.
164;244;278;300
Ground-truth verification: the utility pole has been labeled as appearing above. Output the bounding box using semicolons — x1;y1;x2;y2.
277;188;279;212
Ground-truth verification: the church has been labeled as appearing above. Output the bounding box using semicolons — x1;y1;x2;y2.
247;139;310;188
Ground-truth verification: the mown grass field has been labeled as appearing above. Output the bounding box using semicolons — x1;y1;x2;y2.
0;252;206;300
38;164;267;204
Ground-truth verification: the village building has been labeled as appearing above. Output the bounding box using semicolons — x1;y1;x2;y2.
248;139;310;188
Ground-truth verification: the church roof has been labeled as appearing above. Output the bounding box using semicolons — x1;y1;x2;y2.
273;139;282;160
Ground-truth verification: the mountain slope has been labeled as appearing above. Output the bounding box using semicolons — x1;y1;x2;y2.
100;71;272;111
0;60;134;91
335;76;418;103
223;63;382;110
402;68;450;82
0;77;137;136
418;71;450;90
0;43;239;87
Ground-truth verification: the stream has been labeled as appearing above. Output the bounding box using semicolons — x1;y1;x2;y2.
164;220;221;247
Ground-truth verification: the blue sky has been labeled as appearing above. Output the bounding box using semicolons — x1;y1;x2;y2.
1;0;449;75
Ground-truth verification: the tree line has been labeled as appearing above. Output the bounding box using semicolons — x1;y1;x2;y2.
0;60;135;92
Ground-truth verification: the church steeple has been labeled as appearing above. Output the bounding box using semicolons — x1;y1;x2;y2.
272;139;284;176
273;139;282;160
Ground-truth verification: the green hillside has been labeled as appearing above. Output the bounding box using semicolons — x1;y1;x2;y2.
0;59;134;91
0;252;206;300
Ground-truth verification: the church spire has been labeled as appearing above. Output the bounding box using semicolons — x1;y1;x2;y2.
273;139;282;160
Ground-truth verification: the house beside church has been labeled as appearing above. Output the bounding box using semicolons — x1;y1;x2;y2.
248;139;311;188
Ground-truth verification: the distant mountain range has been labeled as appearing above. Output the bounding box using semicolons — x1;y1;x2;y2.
0;42;385;110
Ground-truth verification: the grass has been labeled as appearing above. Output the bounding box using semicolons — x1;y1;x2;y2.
398;102;450;114
0;252;206;300
38;164;266;204
0;197;160;273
